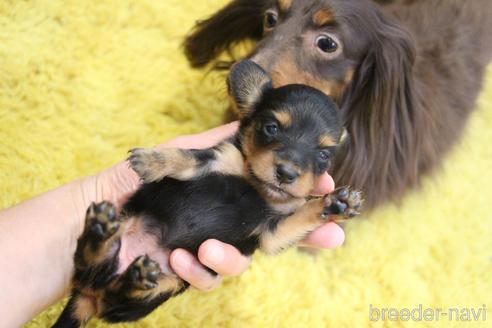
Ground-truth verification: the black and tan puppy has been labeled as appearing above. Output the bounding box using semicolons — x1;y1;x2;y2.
52;60;362;327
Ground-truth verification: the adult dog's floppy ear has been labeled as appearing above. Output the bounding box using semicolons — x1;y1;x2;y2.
334;6;419;208
228;60;272;117
183;0;265;68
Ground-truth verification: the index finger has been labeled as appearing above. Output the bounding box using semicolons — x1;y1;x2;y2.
158;121;239;150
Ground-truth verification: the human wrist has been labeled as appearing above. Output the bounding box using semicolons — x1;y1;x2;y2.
92;161;140;209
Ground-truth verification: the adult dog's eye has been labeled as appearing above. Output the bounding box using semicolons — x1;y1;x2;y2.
316;35;338;53
264;10;278;30
317;150;330;162
263;122;279;136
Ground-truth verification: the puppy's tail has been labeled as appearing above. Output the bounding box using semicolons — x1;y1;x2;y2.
52;293;94;328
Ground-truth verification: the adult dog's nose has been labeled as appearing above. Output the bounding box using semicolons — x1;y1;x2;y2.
276;164;299;184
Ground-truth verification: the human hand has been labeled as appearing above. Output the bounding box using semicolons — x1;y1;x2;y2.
93;122;345;291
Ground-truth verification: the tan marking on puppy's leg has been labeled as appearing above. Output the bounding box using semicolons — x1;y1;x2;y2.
81;231;124;268
269;198;307;216
128;148;198;183
211;142;245;176
273;111;292;127
108;254;185;300
73;296;96;323
130;275;185;300
129;142;245;182
260;187;363;255
77;202;124;269
259;198;325;255
313;9;335;26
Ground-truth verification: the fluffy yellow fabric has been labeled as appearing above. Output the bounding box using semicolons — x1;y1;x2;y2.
1;1;490;327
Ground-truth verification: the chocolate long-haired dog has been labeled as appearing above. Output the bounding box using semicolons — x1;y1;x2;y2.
184;0;492;209
52;60;362;327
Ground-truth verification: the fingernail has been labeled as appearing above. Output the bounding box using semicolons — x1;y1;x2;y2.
202;242;225;268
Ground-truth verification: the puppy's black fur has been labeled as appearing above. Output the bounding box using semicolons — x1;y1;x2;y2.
52;60;362;327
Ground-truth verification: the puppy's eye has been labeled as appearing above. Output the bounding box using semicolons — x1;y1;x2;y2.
317;150;330;162
264;10;278;30
316;35;338;53
263;122;279;136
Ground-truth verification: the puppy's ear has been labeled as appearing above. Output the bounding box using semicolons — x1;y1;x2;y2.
183;0;265;68
228;60;272;117
335;4;418;208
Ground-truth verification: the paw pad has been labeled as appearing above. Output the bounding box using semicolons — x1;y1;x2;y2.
322;187;362;219
85;201;119;240
128;255;162;290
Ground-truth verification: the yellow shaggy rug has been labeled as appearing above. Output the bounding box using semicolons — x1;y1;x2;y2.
1;1;491;327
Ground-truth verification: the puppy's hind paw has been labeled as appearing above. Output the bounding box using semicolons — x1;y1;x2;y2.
127;255;162;290
85;201;120;241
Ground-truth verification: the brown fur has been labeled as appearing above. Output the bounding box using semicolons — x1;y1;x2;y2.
183;0;492;210
278;0;292;12
269;55;345;101
313;9;335;26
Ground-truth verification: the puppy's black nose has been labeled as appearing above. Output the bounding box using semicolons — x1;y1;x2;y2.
276;164;299;184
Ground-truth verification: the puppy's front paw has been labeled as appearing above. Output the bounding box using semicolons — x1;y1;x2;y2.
128;148;167;183
127;255;162;290
321;187;362;220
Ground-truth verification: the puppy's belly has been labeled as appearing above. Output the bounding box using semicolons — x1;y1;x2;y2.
117;217;172;275
123;175;272;256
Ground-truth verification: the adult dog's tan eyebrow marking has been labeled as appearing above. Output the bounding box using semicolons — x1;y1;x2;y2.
278;0;292;12
270;55;347;101
313;9;335;26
